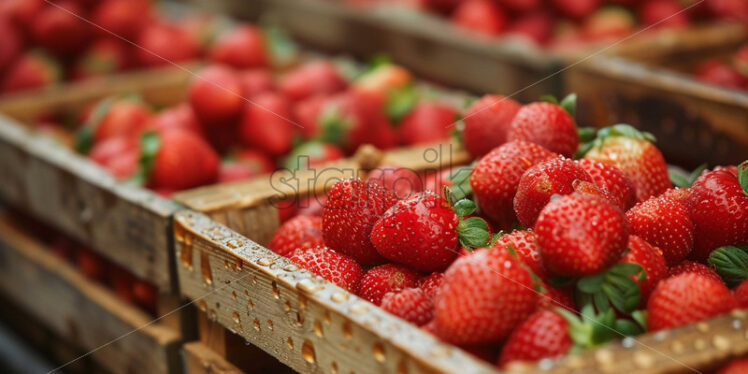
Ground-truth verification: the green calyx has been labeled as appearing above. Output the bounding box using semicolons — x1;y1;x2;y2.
708;245;748;288
317;106;350;146
669;164;707;188
263;24;299;67
446;165;473;202
541;93;577;117
131;131;161;186
738;161;748;196
445;186;490;249
575;123;656;159
556;303;646;352
75;97;115;154
385;84;418;124
575;262;645;315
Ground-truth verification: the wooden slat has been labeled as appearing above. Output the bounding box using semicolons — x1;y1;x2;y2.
184;342;244;374
0;216;182;374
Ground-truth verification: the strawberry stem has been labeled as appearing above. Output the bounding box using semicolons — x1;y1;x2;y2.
738;160;748;196
131;131;161;186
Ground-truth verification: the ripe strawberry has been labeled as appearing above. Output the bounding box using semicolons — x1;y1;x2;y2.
461;95;521;158
239;92;295;157
30;1;89;56
647;273;735;331
188;64;244;126
318;91;395;153
279;60;347;102
89;136;138;179
290;245;363;293
135;23;200;67
238;69;275;98
497;0;541;13
209;25;268;69
110;267;136;304
292;95;327;139
76;248;107;282
513;158;591;227
506;11;554;45
571;179;623;209
497;309;572;367
621;235;667;303
147;103;204;137
507;102;578;158
639;0;689;29
668;260;721;281
86;97;153;146
537;284;575;311
686;169;748;261
133;280;157;313
1;51;60;94
470;140;557;228
551;0;601;19
451;0;507;36
582;124;670;202
147;129;220;190
72;38;131;80
693;59;747;90
718;358;748;374
322;178;398;265
365;164;423;200
91;0;152;40
583;6;636;42
659;187;691;205
0;0;43;30
352;63;412;97
284;141;345;169
573;159;635;211
734;279;748;308
492;230;549;282
381;288;433;326
626;196;694;266
358;264;420;305
536;193;629;277
296;194;327;217
371;191;459;272
433;248;537;345
0;16;21;72
417;272;444;301
397;101;456;145
269;216;324;258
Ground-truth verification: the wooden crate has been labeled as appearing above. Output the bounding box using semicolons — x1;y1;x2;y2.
0;215;182;374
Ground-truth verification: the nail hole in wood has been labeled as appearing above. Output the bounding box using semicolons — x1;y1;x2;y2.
302;340;316;363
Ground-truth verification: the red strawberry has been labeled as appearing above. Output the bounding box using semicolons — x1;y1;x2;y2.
147;103;204;137
668;260;721;281
582;124;670;202
659;187;691;204
30;1;89;56
433;249;537;345
1;51;60;94
352;63;412;97
279;60;347;102
76;248;107;282
89;136;138;179
397;101;456;145
188;64;244;126
576;159;636;211
269;216;324;258
91;0;152;40
290;245;363;293
496;0;541;13
718;358;748;374
135;23;200;67
686;169;748;261
417;272;444;301
693;59;747;90
322;178;398;265
736;44;748;76
0;16;21;72
626;196;694;266
381;288;433;326
583;6;636;42
358;264;420;305
451;0;507;36
537;284;575;311
639;0;689;29
147;129;220;190
318;91;395;153
470;140;557;228
536;193;629;277
507;11;554;45
209;25;267;69
284;141;345;169
621;235;667;303
507;102;578;158
0;0;43;30
87;97;153;145
239;92;295;157
232;149;276;175
461;95;521;158
734;278;748;308
110;267;136;304
133;280;157;313
365;165;424;200
292;95;327;139
571;179;623;209
514;157;591;227
551;0;601;19
297;194;327;217
238;69;275;98
371;191;459;272
497;309;572;367
647;273;735;331
73;38;131;80
492;230;549;281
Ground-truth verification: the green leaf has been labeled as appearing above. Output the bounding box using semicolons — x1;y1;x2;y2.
577;273;605;293
739;160;748;196
365;54;391;73
613;319;643;337
318;106;349;145
577;127;597;143
591;308;616;345
549;275;575;288
131;131;161;186
689;163;708;183
608;263;644;277
452;199;476;218
708;245;748;287
540;95;559;104
462;96;477;109
593;291;610;312
74;126;94;155
608;124;657;143
632;310;648;331
263;24;299;67
669;167;692;188
489;231;504;246
560;93;577;117
456;217;490;249
385;84;418;123
447;166;473;201
575;141;596;159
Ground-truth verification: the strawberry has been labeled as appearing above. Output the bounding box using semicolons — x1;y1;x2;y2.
736;44;748;76
537;284;575;311
416;272;444;301
433;248;537;345
371;191;460;272
461;95;521;158
734;278;748;308
292;95;327;139
30;1;89;56
352;63;412;97
279;60;347;102
513;157;591;227
146;129;220;190
110;267;136;304
506;11;554;45
188;64;244;126
238;69;275;98
358;264;421;305
397;101;456;145
133;280;157;314
76;248;107;282
647;273;735;331
659;187;691;204
639;0;689;29
269;216;324;258
297;194;327;217
91;0;152;40
0;0;43;30
536;193;629;277
576;159;637;211
496;0;541;13
290;245;363;293
571;180;624;209
317;91;395;153
626;196;694;266
135;23;200;67
284;141;345;169
209;25;267;69
470;140;557;228
686;167;748;261
381;288;433;326
507;101;578;158
239;92;295;157
1;51;60;94
450;0;507;36
621;235;667;303
72;38;130;80
551;0;601;19
693;59;747;90
365;164;423;200
82;97;153;150
497;309;572;367
147;103;204;137
322;178;398;265
88;136;139;179
668;260;721;281
718;358;748;374
0;16;21;72
492;230;549;282
583;6;636;42
582;124;671;202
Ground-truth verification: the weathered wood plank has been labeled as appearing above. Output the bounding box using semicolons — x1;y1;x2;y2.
183;341;244;374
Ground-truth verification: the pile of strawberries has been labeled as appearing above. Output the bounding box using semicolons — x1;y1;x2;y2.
270;93;748;367
344;0;748;49
692;42;748;91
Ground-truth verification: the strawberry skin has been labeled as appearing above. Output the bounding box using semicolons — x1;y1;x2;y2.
1;51;60;94
470;140;557;228
667;260;722;282
0;16;22;72
492;229;549;281
209;25;268;69
381;288;433;326
238;69;275;98
551;0;601;19
290;246;363;293
461;95;521;158
647;273;735;331
576;159;637;211
135;23;200;67
278;60;347;102
188;65;244;126
626;195;694;266
93;99;153;144
89;136;139;179
621;235;668;303
417;272;444;301
693;59;747;90
433;249;537;345
497;309;572;367
322;178;398;265
397;101;456;146
269;216;324;258
365;164;424;200
686;170;748;261
536;193;629;277
451;0;507;36
734;279;748;308
718;358;748;374
284;141;344;169
91;0;152;40
148;103;204;137
149;129;220;190
372;191;459;272
639;0;689;29
30;1;89;56
513;157;591;227
358;264;421;305
507;102;579;158
239;92;294;157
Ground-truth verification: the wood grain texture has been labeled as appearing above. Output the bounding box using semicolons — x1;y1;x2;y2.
184;342;244;374
0;216;182;374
